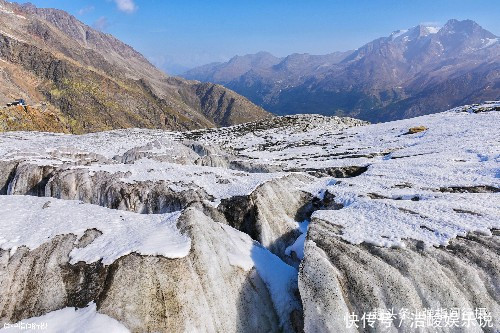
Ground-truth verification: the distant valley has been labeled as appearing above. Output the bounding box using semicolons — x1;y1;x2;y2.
183;19;500;122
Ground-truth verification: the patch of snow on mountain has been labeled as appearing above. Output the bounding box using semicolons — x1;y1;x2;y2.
0;129;180;160
285;233;307;259
0;196;190;264
0;29;26;42
86;158;283;205
0;104;497;249
424;25;440;34
390;29;408;40
285;220;309;260
390;24;439;42
481;37;499;48
312;109;500;247
0;303;129;333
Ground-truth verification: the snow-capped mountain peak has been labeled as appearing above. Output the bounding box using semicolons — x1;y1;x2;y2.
390;24;441;43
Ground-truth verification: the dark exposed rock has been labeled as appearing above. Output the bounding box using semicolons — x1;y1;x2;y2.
288;166;369;178
453;208;482;216
439;185;500;193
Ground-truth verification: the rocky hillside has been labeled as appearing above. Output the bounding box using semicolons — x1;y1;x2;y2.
0;1;270;133
0;104;70;132
0;102;498;332
184;19;500;122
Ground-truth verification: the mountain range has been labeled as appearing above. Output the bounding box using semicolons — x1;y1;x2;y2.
0;0;270;133
183;19;500;122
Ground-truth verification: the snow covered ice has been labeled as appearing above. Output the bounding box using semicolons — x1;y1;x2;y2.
0;303;129;333
0;196;189;264
0;102;498;332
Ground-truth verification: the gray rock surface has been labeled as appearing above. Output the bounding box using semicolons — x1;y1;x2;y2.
300;218;500;332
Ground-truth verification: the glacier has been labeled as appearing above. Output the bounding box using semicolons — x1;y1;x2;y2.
0;102;498;332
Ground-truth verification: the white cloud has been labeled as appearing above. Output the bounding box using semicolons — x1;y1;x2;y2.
113;0;137;13
92;16;109;31
78;5;95;16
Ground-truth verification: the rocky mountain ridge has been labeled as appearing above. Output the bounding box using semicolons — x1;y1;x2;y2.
0;0;270;133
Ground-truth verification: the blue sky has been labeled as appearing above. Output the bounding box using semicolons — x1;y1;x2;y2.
11;0;500;74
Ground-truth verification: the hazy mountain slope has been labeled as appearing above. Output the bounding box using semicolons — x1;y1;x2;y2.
184;51;354;107
0;1;270;133
185;52;283;83
184;51;352;86
183;19;499;122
